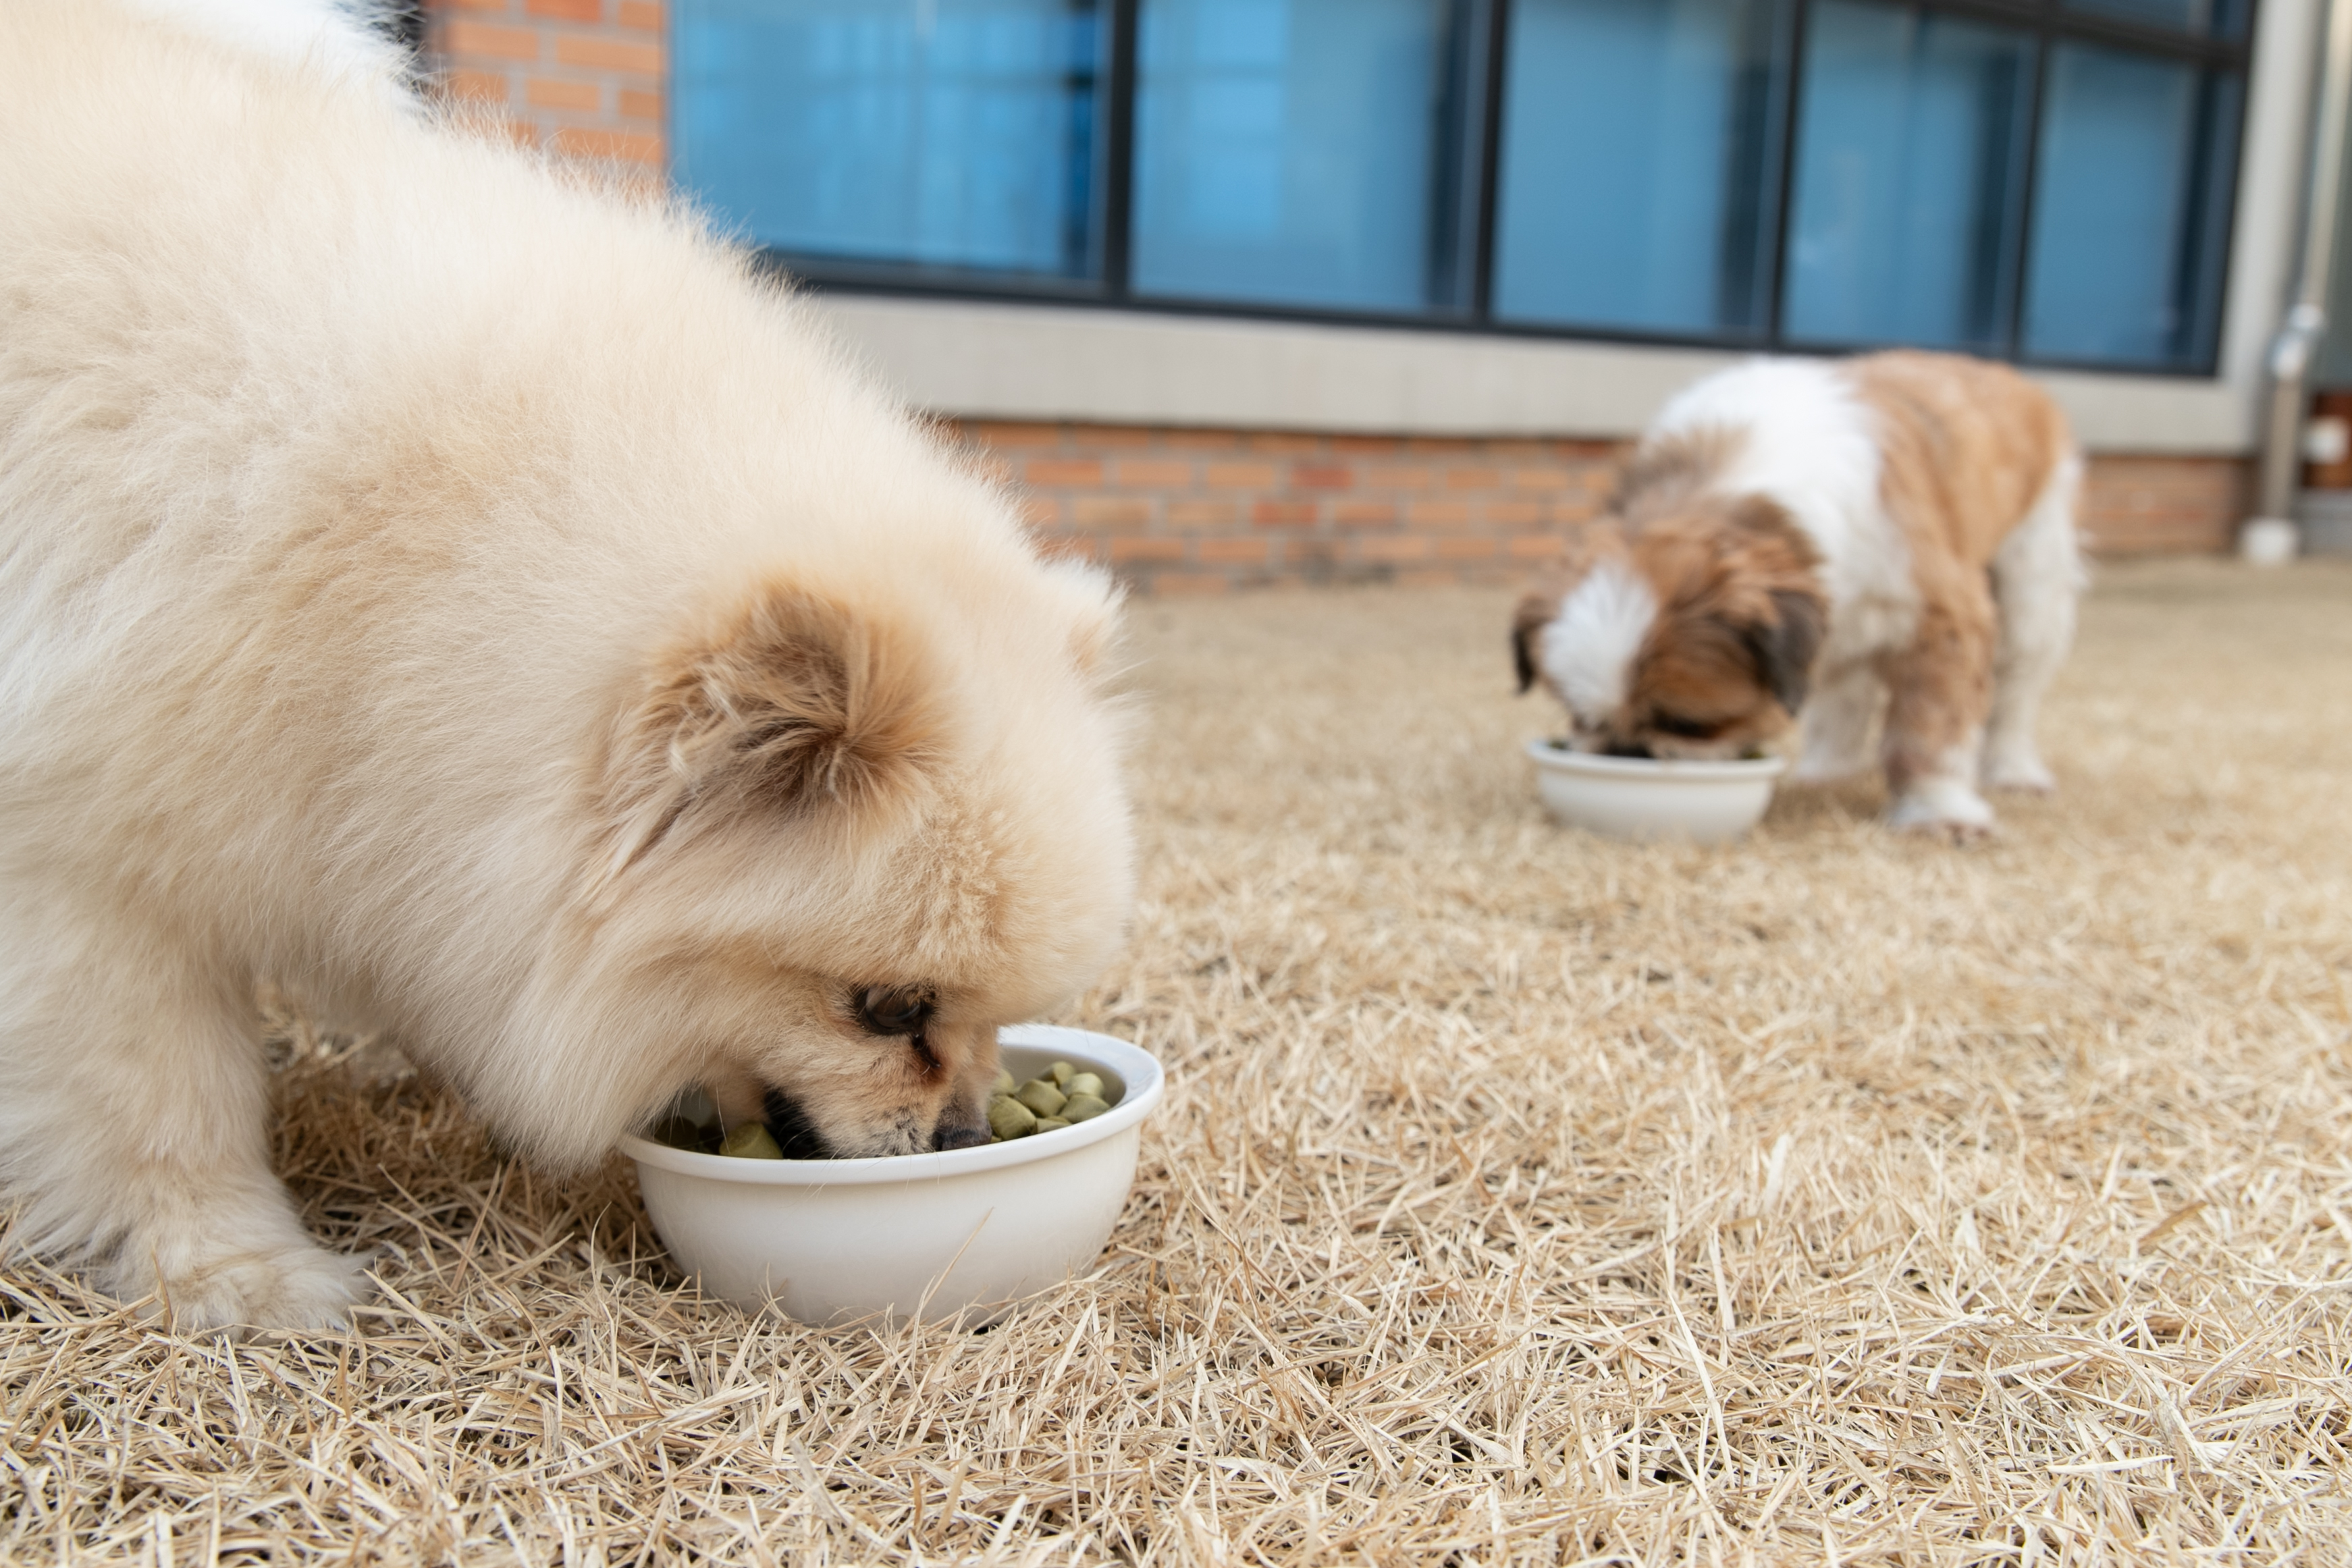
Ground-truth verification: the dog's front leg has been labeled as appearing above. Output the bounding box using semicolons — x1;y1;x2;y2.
1877;598;1998;838
0;925;369;1333
1791;661;1885;783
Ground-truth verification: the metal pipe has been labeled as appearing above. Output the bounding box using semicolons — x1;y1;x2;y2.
2255;0;2352;531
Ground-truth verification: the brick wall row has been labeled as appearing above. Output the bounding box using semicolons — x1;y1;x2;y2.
429;0;666;177
952;422;2249;594
2081;454;2253;558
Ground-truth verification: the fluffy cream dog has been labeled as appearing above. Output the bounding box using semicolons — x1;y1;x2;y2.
1513;352;2082;835
0;1;1133;1330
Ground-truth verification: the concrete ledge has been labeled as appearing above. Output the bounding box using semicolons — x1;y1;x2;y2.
816;293;2266;456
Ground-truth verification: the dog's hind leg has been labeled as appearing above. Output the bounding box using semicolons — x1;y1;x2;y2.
0;912;368;1333
1982;453;2083;793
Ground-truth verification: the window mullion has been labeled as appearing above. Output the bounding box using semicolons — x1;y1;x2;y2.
1762;0;1813;346
1103;0;1140;300
1469;0;1512;320
2000;15;2054;358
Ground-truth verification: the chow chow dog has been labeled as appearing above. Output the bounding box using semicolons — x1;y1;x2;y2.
0;0;1133;1329
1513;352;2081;835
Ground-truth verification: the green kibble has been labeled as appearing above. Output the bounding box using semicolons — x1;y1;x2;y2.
988;1096;1039;1140
718;1122;783;1160
1014;1079;1067;1118
974;1063;1125;1143
1059;1092;1111;1123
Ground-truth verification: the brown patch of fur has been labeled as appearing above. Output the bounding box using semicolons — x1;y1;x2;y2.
1612;425;1748;524
1512;489;1825;758
1849;351;2071;769
1852;352;2066;569
599;578;947;885
1621;495;1827;756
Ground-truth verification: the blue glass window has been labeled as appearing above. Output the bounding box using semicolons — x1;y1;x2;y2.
1129;0;1456;311
1491;0;1783;335
1782;3;2031;351
2023;43;2241;367
672;0;1104;278
666;0;2257;375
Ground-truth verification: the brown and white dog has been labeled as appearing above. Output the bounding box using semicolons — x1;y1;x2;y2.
1513;352;2082;835
0;1;1132;1330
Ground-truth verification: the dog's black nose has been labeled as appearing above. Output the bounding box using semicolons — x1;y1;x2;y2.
931;1117;991;1151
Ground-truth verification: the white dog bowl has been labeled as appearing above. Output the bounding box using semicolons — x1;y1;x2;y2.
619;1024;1162;1324
1526;738;1788;843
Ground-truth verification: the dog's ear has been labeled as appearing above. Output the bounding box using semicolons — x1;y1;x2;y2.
1510;592;1555;695
1741;587;1826;715
599;581;942;882
1714;495;1824;715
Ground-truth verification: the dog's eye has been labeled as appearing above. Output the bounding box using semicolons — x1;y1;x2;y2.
1651;711;1723;740
855;987;933;1037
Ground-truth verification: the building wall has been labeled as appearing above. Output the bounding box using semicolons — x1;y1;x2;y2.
419;1;2266;589
961;423;2246;593
429;0;666;174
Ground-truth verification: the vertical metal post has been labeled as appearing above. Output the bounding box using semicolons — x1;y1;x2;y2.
2251;0;2352;542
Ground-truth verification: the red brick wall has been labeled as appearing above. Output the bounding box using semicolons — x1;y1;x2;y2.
427;0;665;177
951;423;1620;594
2080;454;2250;558
957;423;2245;593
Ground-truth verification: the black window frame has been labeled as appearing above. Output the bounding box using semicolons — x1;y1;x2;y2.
688;0;2260;379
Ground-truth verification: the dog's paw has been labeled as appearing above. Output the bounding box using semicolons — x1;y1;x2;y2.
1887;782;1996;842
110;1243;374;1335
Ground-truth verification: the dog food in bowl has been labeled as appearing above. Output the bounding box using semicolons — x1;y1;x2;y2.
1526;738;1788;844
657;1059;1127;1156
619;1025;1163;1324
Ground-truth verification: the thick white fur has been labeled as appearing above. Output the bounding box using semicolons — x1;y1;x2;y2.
1538;558;1657;726
1651;358;1919;666
0;2;1133;1329
1983;455;2085;792
126;0;410;88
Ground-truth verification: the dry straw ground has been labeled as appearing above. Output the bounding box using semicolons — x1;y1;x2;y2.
5;558;2352;1565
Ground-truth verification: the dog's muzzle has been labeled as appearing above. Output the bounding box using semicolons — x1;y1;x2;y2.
930;1114;990;1151
761;1087;993;1156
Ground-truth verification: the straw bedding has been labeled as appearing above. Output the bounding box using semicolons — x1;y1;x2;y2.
5;558;2351;1565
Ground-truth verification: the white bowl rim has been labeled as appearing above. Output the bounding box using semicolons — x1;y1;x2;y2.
1524;737;1790;780
616;1023;1162;1188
